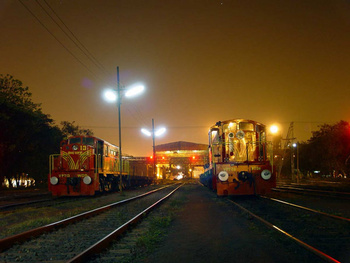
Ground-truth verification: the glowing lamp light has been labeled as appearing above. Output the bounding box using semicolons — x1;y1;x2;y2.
141;128;152;137
125;84;145;98
103;89;118;102
270;125;279;134
155;127;166;136
141;127;166;137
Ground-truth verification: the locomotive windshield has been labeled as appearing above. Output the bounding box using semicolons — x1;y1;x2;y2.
69;137;81;144
210;129;220;144
68;137;94;146
83;137;94;146
239;122;254;131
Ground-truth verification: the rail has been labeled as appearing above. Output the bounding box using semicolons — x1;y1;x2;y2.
228;199;342;263
261;196;350;222
0;185;172;252
68;183;184;263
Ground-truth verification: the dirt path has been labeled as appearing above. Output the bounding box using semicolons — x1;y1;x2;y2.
142;183;321;263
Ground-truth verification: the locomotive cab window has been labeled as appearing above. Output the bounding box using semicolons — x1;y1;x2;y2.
239;122;254;131
210;129;220;145
223;122;237;133
69;137;81;144
83;137;94;146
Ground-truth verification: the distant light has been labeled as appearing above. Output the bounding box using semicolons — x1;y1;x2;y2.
314;171;320;174
141;127;166;137
176;165;181;169
103;89;117;102
141;128;152;136
177;174;184;180
155;127;166;136
270;125;279;134
125;84;144;98
293;143;297;147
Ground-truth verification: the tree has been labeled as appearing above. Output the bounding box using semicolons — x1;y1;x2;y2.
61;121;94;137
0;74;63;188
0;74;42;112
302;121;350;177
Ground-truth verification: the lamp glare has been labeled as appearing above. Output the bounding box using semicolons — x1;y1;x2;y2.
103;89;117;102
125;85;144;98
155;127;166;136
270;125;278;134
141;128;152;136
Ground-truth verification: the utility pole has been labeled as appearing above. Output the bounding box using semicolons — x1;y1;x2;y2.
117;66;123;192
152;118;156;178
278;122;296;180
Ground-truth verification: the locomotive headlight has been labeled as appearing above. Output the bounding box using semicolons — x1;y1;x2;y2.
50;177;59;185
218;171;229;182
261;170;272;180
72;145;79;151
83;176;92;185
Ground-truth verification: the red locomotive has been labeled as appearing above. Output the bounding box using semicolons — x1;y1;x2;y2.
48;136;154;196
202;119;276;196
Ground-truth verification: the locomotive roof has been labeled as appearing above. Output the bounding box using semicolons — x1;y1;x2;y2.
210;119;266;129
66;135;119;149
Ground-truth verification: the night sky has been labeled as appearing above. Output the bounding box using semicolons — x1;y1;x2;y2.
1;0;350;156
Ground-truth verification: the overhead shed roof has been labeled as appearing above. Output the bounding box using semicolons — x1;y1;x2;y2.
155;141;208;152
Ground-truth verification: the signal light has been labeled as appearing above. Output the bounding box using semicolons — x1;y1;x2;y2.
150;155;153;159
192;156;196;160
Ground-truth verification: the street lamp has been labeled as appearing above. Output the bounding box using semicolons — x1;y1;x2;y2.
103;66;145;192
293;142;300;183
270;125;279;134
141;119;166;179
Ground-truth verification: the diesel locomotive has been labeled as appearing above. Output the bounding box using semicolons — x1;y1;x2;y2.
48;135;154;196
201;119;276;196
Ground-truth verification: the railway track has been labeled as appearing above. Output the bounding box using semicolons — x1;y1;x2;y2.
228;196;350;263
0;196;91;211
0;186;164;211
0;198;54;210
0;183;183;262
273;186;350;199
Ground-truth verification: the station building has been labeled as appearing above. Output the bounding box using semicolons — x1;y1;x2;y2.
151;141;209;179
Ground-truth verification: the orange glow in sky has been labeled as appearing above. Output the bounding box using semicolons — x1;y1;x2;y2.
1;0;349;156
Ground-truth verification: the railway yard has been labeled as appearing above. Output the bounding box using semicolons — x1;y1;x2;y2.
0;179;349;263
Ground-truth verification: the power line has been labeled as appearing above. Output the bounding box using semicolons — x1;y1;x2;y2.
21;1;149;118
19;0;159;131
40;0;109;74
18;0;103;82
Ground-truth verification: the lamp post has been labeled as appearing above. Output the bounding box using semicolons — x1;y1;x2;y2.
293;142;300;183
141;119;166;178
268;125;280;176
103;66;144;192
117;67;122;192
